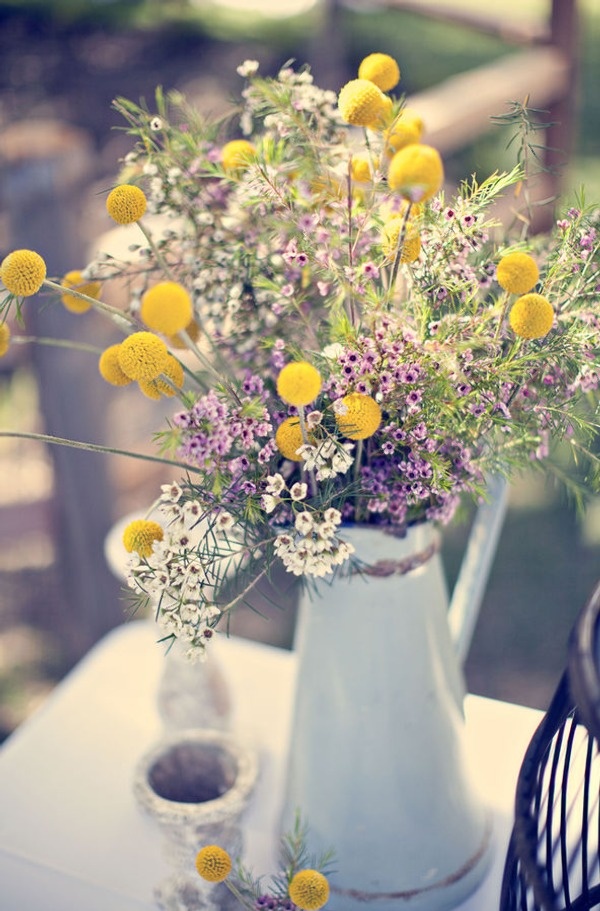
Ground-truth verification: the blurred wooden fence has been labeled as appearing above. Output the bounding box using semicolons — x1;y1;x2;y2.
320;0;579;229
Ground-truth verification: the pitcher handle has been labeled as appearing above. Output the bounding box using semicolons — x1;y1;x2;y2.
448;474;509;665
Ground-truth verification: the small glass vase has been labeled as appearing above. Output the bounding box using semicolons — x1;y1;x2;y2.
133;728;258;911
156;640;232;733
104;510;232;732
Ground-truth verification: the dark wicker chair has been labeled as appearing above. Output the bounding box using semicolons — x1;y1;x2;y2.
500;582;600;911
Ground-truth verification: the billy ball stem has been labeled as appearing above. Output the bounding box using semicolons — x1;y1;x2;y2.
43;279;136;329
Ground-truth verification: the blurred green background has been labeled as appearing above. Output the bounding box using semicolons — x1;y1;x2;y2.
0;0;598;738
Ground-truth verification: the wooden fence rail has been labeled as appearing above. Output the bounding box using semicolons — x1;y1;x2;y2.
320;0;579;228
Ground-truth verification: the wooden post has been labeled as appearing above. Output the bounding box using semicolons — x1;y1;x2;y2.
309;0;352;90
545;0;579;177
0;120;124;666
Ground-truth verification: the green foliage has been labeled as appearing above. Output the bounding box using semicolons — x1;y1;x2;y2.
219;812;335;910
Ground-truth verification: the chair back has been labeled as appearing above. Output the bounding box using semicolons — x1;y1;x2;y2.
500;582;600;911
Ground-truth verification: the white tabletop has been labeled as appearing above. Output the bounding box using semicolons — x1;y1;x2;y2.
0;620;543;911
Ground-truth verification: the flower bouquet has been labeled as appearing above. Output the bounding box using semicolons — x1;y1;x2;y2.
2;53;598;657
1;50;600;911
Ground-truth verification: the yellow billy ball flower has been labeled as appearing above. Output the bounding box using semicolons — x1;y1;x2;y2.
275;417;306;461
122;519;164;558
141;281;193;335
118;331;170;382
106;184;147;225
277;362;322;407
221;139;256;172
195;845;232;883
385;109;424;155
288;869;330;911
0;322;10;357
138;354;185;400
509;293;554;340
336;393;382;440
381;216;421;262
358;52;400;92
98;344;133;387
388;144;444;203
60;270;101;313
167;319;201;349
496;252;539;295
351;156;372;184
358;54;400;92
1;249;46;297
337;79;388;128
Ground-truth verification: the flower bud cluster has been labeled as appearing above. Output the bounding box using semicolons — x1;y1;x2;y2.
124;483;237;660
274;508;354;578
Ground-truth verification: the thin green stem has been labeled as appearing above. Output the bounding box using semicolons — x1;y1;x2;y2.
42;279;136;329
181;298;242;380
0;430;202;474
353;438;364;522
179;358;209;390
137;220;177;281
345;160;356;326
387;202;413;303
152;371;188;403
144;497;163;519
224;880;255;911
362;127;376;175
220;567;268;615
494;291;511;341
11;335;104;355
179;329;242;405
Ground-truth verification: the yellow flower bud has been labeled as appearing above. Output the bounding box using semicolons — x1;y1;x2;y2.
118;331;170;382
141;281;193;335
496;252;539;295
275;417;306;461
60;270;102;314
385;108;424;155
122;519;164;558
509;294;554;340
277;362;322;407
381;216;421;262
106;184;147;225
1;249;46;297
98;344;134;387
195;845;232;883
221;139;256;172
138;354;185;399
288;869;330;911
351;156;372;184
358;52;400;92
388;144;444;203
337;79;388;128
336;393;382;440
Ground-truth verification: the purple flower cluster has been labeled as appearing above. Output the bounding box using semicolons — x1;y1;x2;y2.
255;896;296;910
319;319;485;527
173;375;273;479
413;206;495;308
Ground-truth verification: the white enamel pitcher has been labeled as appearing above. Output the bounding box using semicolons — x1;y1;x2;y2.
282;475;509;911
